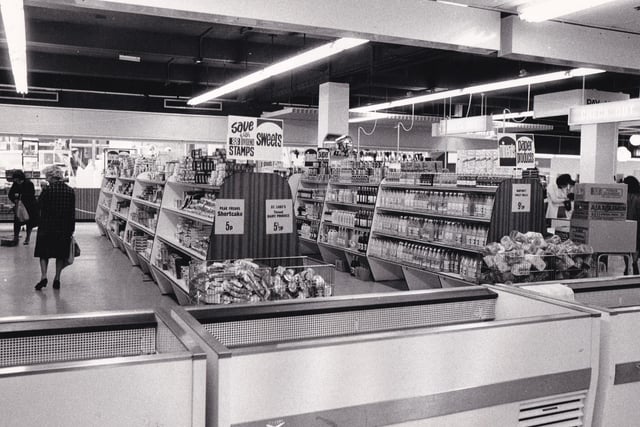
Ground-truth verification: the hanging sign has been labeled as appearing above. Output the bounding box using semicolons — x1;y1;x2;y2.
512;183;531;213
215;199;245;235
265;199;293;235
226;116;284;161
498;133;535;169
498;134;516;167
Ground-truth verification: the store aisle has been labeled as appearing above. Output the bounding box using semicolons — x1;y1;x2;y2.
0;223;173;317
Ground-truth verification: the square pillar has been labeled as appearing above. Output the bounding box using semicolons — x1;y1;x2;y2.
580;123;618;183
317;82;349;147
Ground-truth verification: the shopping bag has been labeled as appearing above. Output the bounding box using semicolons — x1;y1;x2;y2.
15;200;29;222
65;236;79;267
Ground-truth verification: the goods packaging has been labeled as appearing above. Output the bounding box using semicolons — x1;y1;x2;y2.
481;231;594;284
189;257;334;305
573;183;627;203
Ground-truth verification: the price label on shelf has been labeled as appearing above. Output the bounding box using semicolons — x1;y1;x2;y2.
512;183;531;213
215;199;245;235
265;199;293;235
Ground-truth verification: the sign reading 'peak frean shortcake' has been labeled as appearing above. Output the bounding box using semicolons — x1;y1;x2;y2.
226;115;284;161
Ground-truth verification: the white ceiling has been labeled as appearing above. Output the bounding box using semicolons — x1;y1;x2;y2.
451;0;640;33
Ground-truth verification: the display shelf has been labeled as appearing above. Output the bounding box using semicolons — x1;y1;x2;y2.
296;216;320;222
150;264;188;294
102;189;113;196
116;176;136;182
163;206;214;225
128;220;155;236
324;200;375;209
367;178;546;287
298;197;324;203
111;210;128;221
98;204;110;211
371;231;484;254
169;180;220;191
137;178;166;185
322;221;371;233
318;241;366;257
113;193;132;200
328;181;380;187
301;178;330;184
376;206;491;223
381;183;498;193
299;236;319;244
132;197;161;209
368;254;466;282
104;175;118;179
156;235;206;261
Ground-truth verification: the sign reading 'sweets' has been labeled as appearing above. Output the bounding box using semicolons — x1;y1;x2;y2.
226;115;284;161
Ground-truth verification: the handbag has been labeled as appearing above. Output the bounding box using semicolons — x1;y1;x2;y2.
15;200;29;222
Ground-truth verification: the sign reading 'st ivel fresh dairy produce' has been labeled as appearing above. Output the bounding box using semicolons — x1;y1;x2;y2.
226;115;284;161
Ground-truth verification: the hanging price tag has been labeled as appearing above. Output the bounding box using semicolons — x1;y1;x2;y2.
512;184;531;213
266;199;293;235
215;199;245;235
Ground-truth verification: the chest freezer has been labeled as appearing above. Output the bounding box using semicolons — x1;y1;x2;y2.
165;286;600;427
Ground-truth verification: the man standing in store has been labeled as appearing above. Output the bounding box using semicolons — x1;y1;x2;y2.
34;165;75;290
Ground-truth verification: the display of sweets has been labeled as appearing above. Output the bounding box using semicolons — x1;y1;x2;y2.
481;231;595;284
368;237;480;282
130;208;157;229
175;218;212;257
136;185;163;204
115;181;134;196
189;259;332;305
374;214;489;248
379;189;494;219
154;243;190;280
178;191;216;219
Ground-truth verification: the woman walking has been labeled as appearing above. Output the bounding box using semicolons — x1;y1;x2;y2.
34;165;75;290
8;170;39;245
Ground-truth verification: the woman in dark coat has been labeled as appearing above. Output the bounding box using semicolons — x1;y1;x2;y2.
8;170;39;245
34;165;75;290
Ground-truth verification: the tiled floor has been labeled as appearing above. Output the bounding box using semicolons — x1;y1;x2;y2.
0;222;403;317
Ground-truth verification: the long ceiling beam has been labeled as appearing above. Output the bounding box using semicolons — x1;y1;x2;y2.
25;0;502;53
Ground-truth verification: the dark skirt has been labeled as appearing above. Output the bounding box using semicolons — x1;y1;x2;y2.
34;230;71;259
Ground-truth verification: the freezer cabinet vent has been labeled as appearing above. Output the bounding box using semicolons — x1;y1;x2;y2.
518;391;586;427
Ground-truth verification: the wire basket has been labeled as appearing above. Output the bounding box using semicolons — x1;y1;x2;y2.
188;256;335;305
480;251;595;284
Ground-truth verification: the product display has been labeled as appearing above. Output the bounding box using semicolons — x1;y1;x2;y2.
295;164;329;250
481;232;594;284
379;188;494;219
189;259;333;304
329;160;384;184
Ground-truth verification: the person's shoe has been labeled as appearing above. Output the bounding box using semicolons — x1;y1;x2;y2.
35;279;47;290
23;239;29;245
53;280;60;290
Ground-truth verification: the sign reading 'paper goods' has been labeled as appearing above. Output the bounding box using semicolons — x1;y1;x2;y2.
227;116;284;161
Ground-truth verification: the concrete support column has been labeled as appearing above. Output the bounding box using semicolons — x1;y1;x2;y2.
317;82;349;147
579;122;618;183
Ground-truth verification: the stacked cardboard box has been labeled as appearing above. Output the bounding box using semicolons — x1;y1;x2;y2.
570;183;637;253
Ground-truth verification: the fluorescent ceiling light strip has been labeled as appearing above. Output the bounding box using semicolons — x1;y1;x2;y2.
0;0;28;94
348;112;395;123
492;111;534;120
350;68;605;113
188;37;368;106
519;0;618;23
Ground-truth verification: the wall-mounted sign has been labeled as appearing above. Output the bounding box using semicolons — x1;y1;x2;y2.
214;199;245;235
265;199;293;235
512;183;531;213
226;115;284;161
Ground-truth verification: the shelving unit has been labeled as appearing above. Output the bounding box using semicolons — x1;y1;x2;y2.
367;177;545;289
317;180;378;272
150;178;217;299
95;175;116;235
294;175;328;255
122;172;165;273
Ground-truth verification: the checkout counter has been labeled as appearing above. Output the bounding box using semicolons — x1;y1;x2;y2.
511;276;640;427
0;310;207;427
168;286;601;427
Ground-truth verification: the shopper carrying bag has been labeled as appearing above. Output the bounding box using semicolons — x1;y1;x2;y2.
34;165;75;291
64;236;81;267
8;170;39;245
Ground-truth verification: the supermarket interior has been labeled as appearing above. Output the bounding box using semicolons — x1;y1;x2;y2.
3;1;640;426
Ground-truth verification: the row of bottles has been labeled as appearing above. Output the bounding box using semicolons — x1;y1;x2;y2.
328;209;373;228
299;222;319;240
379;189;494;218
321;227;369;253
374;215;489;248
368;238;480;281
327;187;377;205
